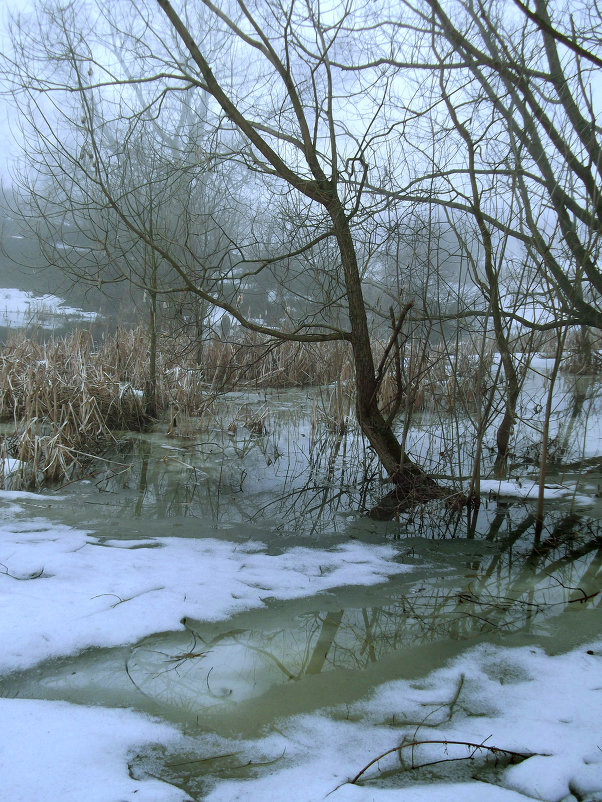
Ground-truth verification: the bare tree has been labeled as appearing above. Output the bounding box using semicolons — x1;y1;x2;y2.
4;1;244;413
3;0;452;502
6;0;598;501
335;0;601;479
409;0;601;473
379;0;601;333
153;0;455;497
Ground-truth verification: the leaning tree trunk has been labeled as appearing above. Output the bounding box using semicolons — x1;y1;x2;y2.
154;0;444;519
329;200;445;518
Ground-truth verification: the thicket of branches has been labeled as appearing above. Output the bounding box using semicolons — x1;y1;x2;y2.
1;0;600;503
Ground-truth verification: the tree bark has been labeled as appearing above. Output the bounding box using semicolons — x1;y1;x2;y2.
328;199;444;510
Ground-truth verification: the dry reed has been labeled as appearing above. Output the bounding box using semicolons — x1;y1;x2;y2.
0;324;502;488
0;329;148;487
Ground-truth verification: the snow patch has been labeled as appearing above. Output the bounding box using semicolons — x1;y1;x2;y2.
0;699;186;802
201;641;602;801
479;479;592;505
0;505;409;673
0;287;97;328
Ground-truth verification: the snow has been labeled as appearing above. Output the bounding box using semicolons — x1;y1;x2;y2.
119;381;144;398
479;478;593;505
0;491;409;800
0;489;65;502
2;638;600;802
333;784;528;800
0;498;409;674
200;641;602;802
0;699;188;802
0;287;97;328
0;490;600;801
0;456;21;476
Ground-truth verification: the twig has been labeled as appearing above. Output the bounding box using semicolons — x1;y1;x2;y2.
350;738;537;785
166;751;241;767
0;561;45;580
206;665;232;699
370;301;414;403
545;572;600;603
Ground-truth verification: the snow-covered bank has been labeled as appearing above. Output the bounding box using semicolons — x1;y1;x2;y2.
3;639;598;802
1;486;599;801
0;496;409;674
0;699;187;802
0;491;410;801
0;287;96;328
199;640;602;801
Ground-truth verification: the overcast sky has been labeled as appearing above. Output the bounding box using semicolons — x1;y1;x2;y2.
0;0;33;182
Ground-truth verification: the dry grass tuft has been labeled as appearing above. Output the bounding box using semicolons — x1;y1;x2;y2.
315;378;354;435
373;339;495;416
0;329;148;487
167;330;354;389
0;327;355;487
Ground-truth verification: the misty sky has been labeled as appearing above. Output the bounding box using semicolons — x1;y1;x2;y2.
0;0;33;181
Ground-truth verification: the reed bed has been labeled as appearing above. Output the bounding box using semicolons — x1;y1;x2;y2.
0;329;149;487
0;325;499;488
164;330;353;390
0;327;355;487
0;329;148;429
375;340;495;415
561;330;602;375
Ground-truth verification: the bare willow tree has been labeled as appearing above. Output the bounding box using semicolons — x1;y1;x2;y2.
5;0;599;501
153;0;454;498
382;0;602;332
151;0;601;488
4;2;247;413
427;0;600;470
4;0;451;502
330;0;601;474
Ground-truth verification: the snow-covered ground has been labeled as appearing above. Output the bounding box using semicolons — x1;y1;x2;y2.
0;456;22;479
0;490;404;801
3;640;601;802
0;494;408;674
1;700;185;802
199;641;602;802
0;287;97;328
0;485;600;801
479;478;593;505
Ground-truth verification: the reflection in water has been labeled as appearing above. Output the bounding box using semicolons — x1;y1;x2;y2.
5;505;599;730
2;485;600;799
36;372;601;544
4;384;601;797
118;508;600;721
52;389;377;537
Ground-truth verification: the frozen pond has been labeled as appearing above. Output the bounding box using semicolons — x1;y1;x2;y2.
0;287;97;331
0;386;601;800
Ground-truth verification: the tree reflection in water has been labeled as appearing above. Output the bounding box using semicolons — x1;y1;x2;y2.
125;506;600;717
72;390;601;734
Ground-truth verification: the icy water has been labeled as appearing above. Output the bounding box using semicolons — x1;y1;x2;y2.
2;384;601;799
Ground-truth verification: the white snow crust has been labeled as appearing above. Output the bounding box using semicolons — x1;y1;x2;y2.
0;491;600;801
201;641;602;802
0;699;188;802
479;478;593;505
0;509;408;674
0;287;96;327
